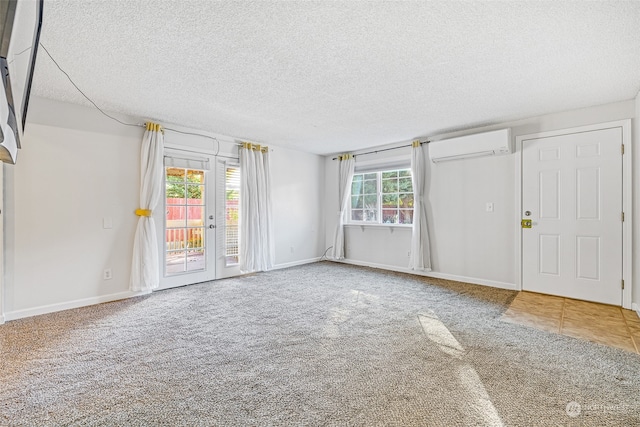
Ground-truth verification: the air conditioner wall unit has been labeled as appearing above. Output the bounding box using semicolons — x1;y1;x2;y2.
429;128;512;163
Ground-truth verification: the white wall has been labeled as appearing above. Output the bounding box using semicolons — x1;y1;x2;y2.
271;146;325;267
2;97;324;320
325;100;637;298
5;122;140;315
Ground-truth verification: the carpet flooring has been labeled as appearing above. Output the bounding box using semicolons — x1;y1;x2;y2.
1;262;639;426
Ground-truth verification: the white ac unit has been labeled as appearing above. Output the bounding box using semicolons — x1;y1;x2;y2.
429;128;512;163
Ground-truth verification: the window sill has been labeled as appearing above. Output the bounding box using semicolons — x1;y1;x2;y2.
345;223;412;233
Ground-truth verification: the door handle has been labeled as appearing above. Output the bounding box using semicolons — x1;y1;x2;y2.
521;219;532;229
209;224;216;229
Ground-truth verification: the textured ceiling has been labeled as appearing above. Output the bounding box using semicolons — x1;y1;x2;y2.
33;0;640;155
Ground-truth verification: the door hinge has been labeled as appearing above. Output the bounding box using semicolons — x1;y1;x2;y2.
621;144;625;155
622;279;625;290
622;212;625;222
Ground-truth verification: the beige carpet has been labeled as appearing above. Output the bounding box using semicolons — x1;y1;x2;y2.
1;262;639;426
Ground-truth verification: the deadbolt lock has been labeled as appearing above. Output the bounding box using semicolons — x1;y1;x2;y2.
521;219;532;229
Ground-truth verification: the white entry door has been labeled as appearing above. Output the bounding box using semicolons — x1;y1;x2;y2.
156;151;217;290
521;127;623;305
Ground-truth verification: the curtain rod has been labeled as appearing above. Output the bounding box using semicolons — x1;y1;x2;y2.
164;143;239;162
331;140;430;161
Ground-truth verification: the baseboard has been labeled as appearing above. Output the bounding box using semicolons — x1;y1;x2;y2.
335;259;517;291
3;290;150;322
273;257;321;271
2;259;321;322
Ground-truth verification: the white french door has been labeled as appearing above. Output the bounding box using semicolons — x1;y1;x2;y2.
156;151;217;290
521;127;623;305
215;159;241;279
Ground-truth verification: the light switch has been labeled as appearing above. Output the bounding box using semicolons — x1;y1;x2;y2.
486;202;494;213
103;217;113;229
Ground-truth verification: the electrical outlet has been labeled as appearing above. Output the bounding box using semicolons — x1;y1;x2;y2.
486;202;494;212
103;269;112;280
407;250;411;257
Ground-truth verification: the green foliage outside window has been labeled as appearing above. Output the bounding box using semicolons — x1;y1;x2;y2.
166;173;203;199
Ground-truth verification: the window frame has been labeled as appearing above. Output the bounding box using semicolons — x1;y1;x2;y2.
348;166;414;227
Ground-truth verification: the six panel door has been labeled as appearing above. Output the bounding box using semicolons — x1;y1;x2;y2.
521;127;623;305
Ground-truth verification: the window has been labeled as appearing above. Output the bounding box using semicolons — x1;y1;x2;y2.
225;166;240;265
350;168;413;225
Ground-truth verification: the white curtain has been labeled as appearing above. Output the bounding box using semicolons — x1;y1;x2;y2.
409;141;432;271
240;143;274;273
332;154;355;259
130;122;165;291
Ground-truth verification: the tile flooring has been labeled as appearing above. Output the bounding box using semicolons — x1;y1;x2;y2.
502;291;640;354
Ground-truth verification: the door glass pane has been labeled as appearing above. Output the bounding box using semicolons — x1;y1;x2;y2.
167;206;186;223
165;166;207;275
186;185;204;204
166;250;186;275
188;206;204;224
187;227;205;271
187;248;205;271
166;168;186;204
188;227;204;249
165;228;185;251
187;169;204;183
